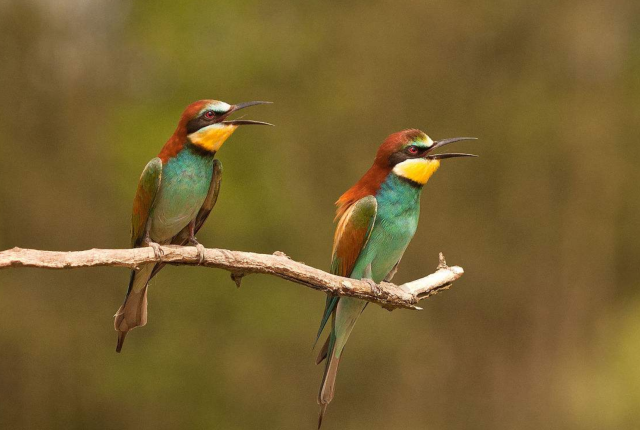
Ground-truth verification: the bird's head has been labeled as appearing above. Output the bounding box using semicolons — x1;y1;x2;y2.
335;129;476;218
179;100;272;153
377;129;477;186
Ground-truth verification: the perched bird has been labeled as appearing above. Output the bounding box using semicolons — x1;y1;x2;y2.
114;99;272;353
314;129;476;427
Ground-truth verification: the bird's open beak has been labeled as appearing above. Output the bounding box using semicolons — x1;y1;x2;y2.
426;137;478;160
219;101;274;126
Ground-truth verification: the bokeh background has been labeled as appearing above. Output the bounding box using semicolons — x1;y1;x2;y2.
1;0;639;428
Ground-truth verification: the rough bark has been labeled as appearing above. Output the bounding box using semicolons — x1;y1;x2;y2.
0;246;464;310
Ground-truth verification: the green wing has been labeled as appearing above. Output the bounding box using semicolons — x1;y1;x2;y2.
315;195;377;343
130;157;162;248
193;158;223;236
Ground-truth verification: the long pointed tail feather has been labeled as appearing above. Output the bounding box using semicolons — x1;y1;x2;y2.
318;353;340;406
317;344;340;429
315;297;368;427
316;335;330;365
116;331;127;353
114;266;152;352
114;285;148;352
318;403;328;429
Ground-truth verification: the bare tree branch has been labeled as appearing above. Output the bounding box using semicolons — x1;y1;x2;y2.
0;246;464;310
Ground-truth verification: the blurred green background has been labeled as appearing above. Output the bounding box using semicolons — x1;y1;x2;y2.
1;0;639;428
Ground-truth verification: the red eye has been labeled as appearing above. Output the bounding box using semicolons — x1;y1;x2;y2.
407;146;419;155
204;110;215;119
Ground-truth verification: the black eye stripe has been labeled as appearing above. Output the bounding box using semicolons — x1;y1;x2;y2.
389;144;429;166
187;115;214;134
406;145;427;155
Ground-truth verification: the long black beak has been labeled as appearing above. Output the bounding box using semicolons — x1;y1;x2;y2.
426;137;478;160
221;101;274;126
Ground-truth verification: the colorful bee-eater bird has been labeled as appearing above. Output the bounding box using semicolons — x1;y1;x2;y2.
114;99;272;353
314;129;476;427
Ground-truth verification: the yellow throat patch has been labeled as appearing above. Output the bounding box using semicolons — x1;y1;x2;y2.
392;158;440;185
188;124;238;152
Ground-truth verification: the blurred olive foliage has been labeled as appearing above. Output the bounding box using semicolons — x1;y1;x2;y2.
1;0;639;429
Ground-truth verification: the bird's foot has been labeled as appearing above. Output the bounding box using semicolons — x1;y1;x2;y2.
363;278;382;296
143;239;164;262
188;237;206;264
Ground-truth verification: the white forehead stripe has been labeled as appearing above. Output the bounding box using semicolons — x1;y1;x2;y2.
425;136;434;147
200;101;231;115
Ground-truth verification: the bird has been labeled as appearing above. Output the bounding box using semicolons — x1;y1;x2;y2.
114;99;272;353
314;129;477;427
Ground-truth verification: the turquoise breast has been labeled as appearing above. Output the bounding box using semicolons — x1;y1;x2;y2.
351;174;422;282
149;146;214;242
